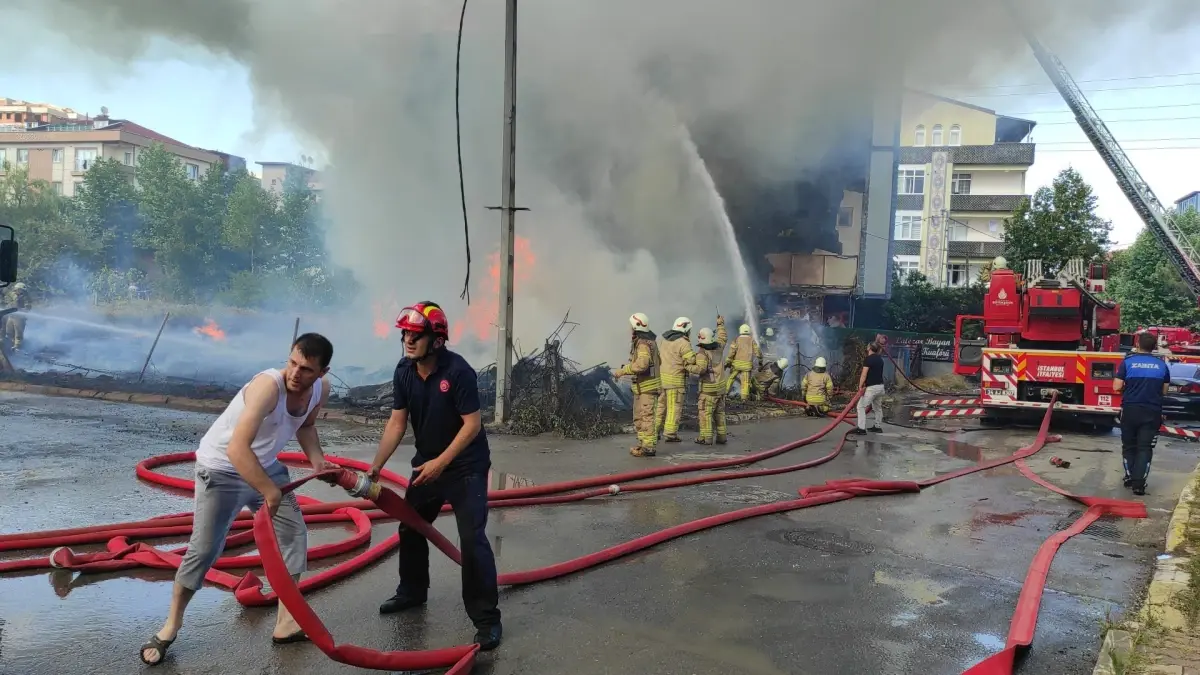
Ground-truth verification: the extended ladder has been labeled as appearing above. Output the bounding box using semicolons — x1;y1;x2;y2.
1008;3;1200;301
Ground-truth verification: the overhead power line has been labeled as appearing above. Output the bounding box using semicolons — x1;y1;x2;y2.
942;69;1200;91
959;80;1200;99
1006;102;1200;116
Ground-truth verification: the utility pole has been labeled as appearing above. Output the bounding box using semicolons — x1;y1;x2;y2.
493;0;519;423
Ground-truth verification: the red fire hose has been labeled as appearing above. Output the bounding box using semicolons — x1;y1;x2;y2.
0;392;1146;674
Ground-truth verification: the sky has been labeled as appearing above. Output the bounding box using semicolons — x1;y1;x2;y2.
4;13;1198;250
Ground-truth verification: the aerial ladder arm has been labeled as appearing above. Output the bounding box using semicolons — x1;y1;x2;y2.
1006;1;1200;302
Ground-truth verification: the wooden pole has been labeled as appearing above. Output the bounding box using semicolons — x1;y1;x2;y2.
138;312;170;383
292;317;300;344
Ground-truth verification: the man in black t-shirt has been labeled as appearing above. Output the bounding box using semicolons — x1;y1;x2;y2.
854;342;886;435
367;301;502;651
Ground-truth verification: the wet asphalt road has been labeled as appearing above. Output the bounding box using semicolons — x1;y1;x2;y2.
0;391;1197;675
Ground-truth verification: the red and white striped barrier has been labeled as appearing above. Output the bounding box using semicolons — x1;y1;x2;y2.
923;398;980;407
1161;425;1200;440
912;408;985;418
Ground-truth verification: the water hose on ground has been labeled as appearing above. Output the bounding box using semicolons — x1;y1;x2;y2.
0;393;1146;674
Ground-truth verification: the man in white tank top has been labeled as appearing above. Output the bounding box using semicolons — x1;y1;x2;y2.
140;333;336;667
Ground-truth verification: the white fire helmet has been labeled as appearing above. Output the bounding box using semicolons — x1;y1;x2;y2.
766;327;774;337
629;312;650;331
697;327;714;343
672;316;693;334
739;323;751;335
993;255;1008;270
13;282;26;290
776;358;789;370
813;356;828;369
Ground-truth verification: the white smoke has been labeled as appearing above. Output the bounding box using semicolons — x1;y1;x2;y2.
0;0;1185;379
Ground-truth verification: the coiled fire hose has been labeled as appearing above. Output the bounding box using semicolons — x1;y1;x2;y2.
0;392;1146;674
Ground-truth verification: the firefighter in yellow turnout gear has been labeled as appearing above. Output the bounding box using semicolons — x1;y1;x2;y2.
689;316;728;445
3;282;30;351
753;358;789;400
655;317;697;443
801;356;834;415
725;323;761;400
611;312;662;458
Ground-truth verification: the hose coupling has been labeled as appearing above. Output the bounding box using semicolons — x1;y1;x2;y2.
346;473;382;500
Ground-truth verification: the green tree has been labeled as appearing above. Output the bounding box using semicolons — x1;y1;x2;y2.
221;169;277;272
0;165;95;295
883;271;984;333
72;157;140;269
136;143;219;301
1109;209;1200;330
1003;167;1112;275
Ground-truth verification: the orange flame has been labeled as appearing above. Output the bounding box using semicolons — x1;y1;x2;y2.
372;300;401;339
195;319;227;342
450;236;535;344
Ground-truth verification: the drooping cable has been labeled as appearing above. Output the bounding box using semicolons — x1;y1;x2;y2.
455;0;472;303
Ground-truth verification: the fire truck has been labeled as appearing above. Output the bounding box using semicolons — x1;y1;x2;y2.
948;4;1200;425
953;259;1124;424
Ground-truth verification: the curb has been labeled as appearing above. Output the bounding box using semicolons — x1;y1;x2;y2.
0;380;806;431
1092;459;1200;674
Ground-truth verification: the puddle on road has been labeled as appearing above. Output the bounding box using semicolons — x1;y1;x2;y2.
873;570;953;606
973;632;1005;650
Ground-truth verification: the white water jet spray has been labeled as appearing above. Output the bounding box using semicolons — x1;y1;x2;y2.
677;125;761;341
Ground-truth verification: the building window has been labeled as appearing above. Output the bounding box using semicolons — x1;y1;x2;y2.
948;264;969;287
949;125;962;146
0;149;6;167
51;148;63;164
186;163;200;179
897;168;925;195
124;151;134;166
894;255;920;279
931;124;944;146
894;213;923;240
837;205;854;227
51;181;62;195
75;148;97;171
16;149;29;165
951;173;972;195
914;125;926;147
74;180;83;195
948;221;968;241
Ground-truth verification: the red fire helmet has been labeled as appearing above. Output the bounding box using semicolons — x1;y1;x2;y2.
395;302;449;339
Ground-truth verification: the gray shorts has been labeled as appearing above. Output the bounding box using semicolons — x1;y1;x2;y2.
175;461;307;591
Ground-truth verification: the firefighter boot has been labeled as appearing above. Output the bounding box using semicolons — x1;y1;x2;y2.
630;446;656;458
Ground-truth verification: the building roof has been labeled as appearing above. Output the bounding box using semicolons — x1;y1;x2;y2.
1177;190;1200;205
104;120;191;148
906;88;1037;143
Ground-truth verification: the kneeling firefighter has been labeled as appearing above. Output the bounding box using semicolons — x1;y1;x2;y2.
753;357;788;399
801;357;834;415
725;323;761;400
690;316;728;445
611;312;662;457
655;317;697;443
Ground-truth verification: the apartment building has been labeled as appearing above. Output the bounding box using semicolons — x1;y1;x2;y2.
0;115;220;197
258;161;323;198
1177;191;1199;214
0;97;80;131
891;91;1036;287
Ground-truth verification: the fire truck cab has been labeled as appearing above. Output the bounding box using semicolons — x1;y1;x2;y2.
953;257;1124;425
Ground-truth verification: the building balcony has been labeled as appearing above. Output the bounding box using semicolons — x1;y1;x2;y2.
898;143;1036;166
892;240;921;256
950;194;1027;212
766;252;858;293
947;241;1005;257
